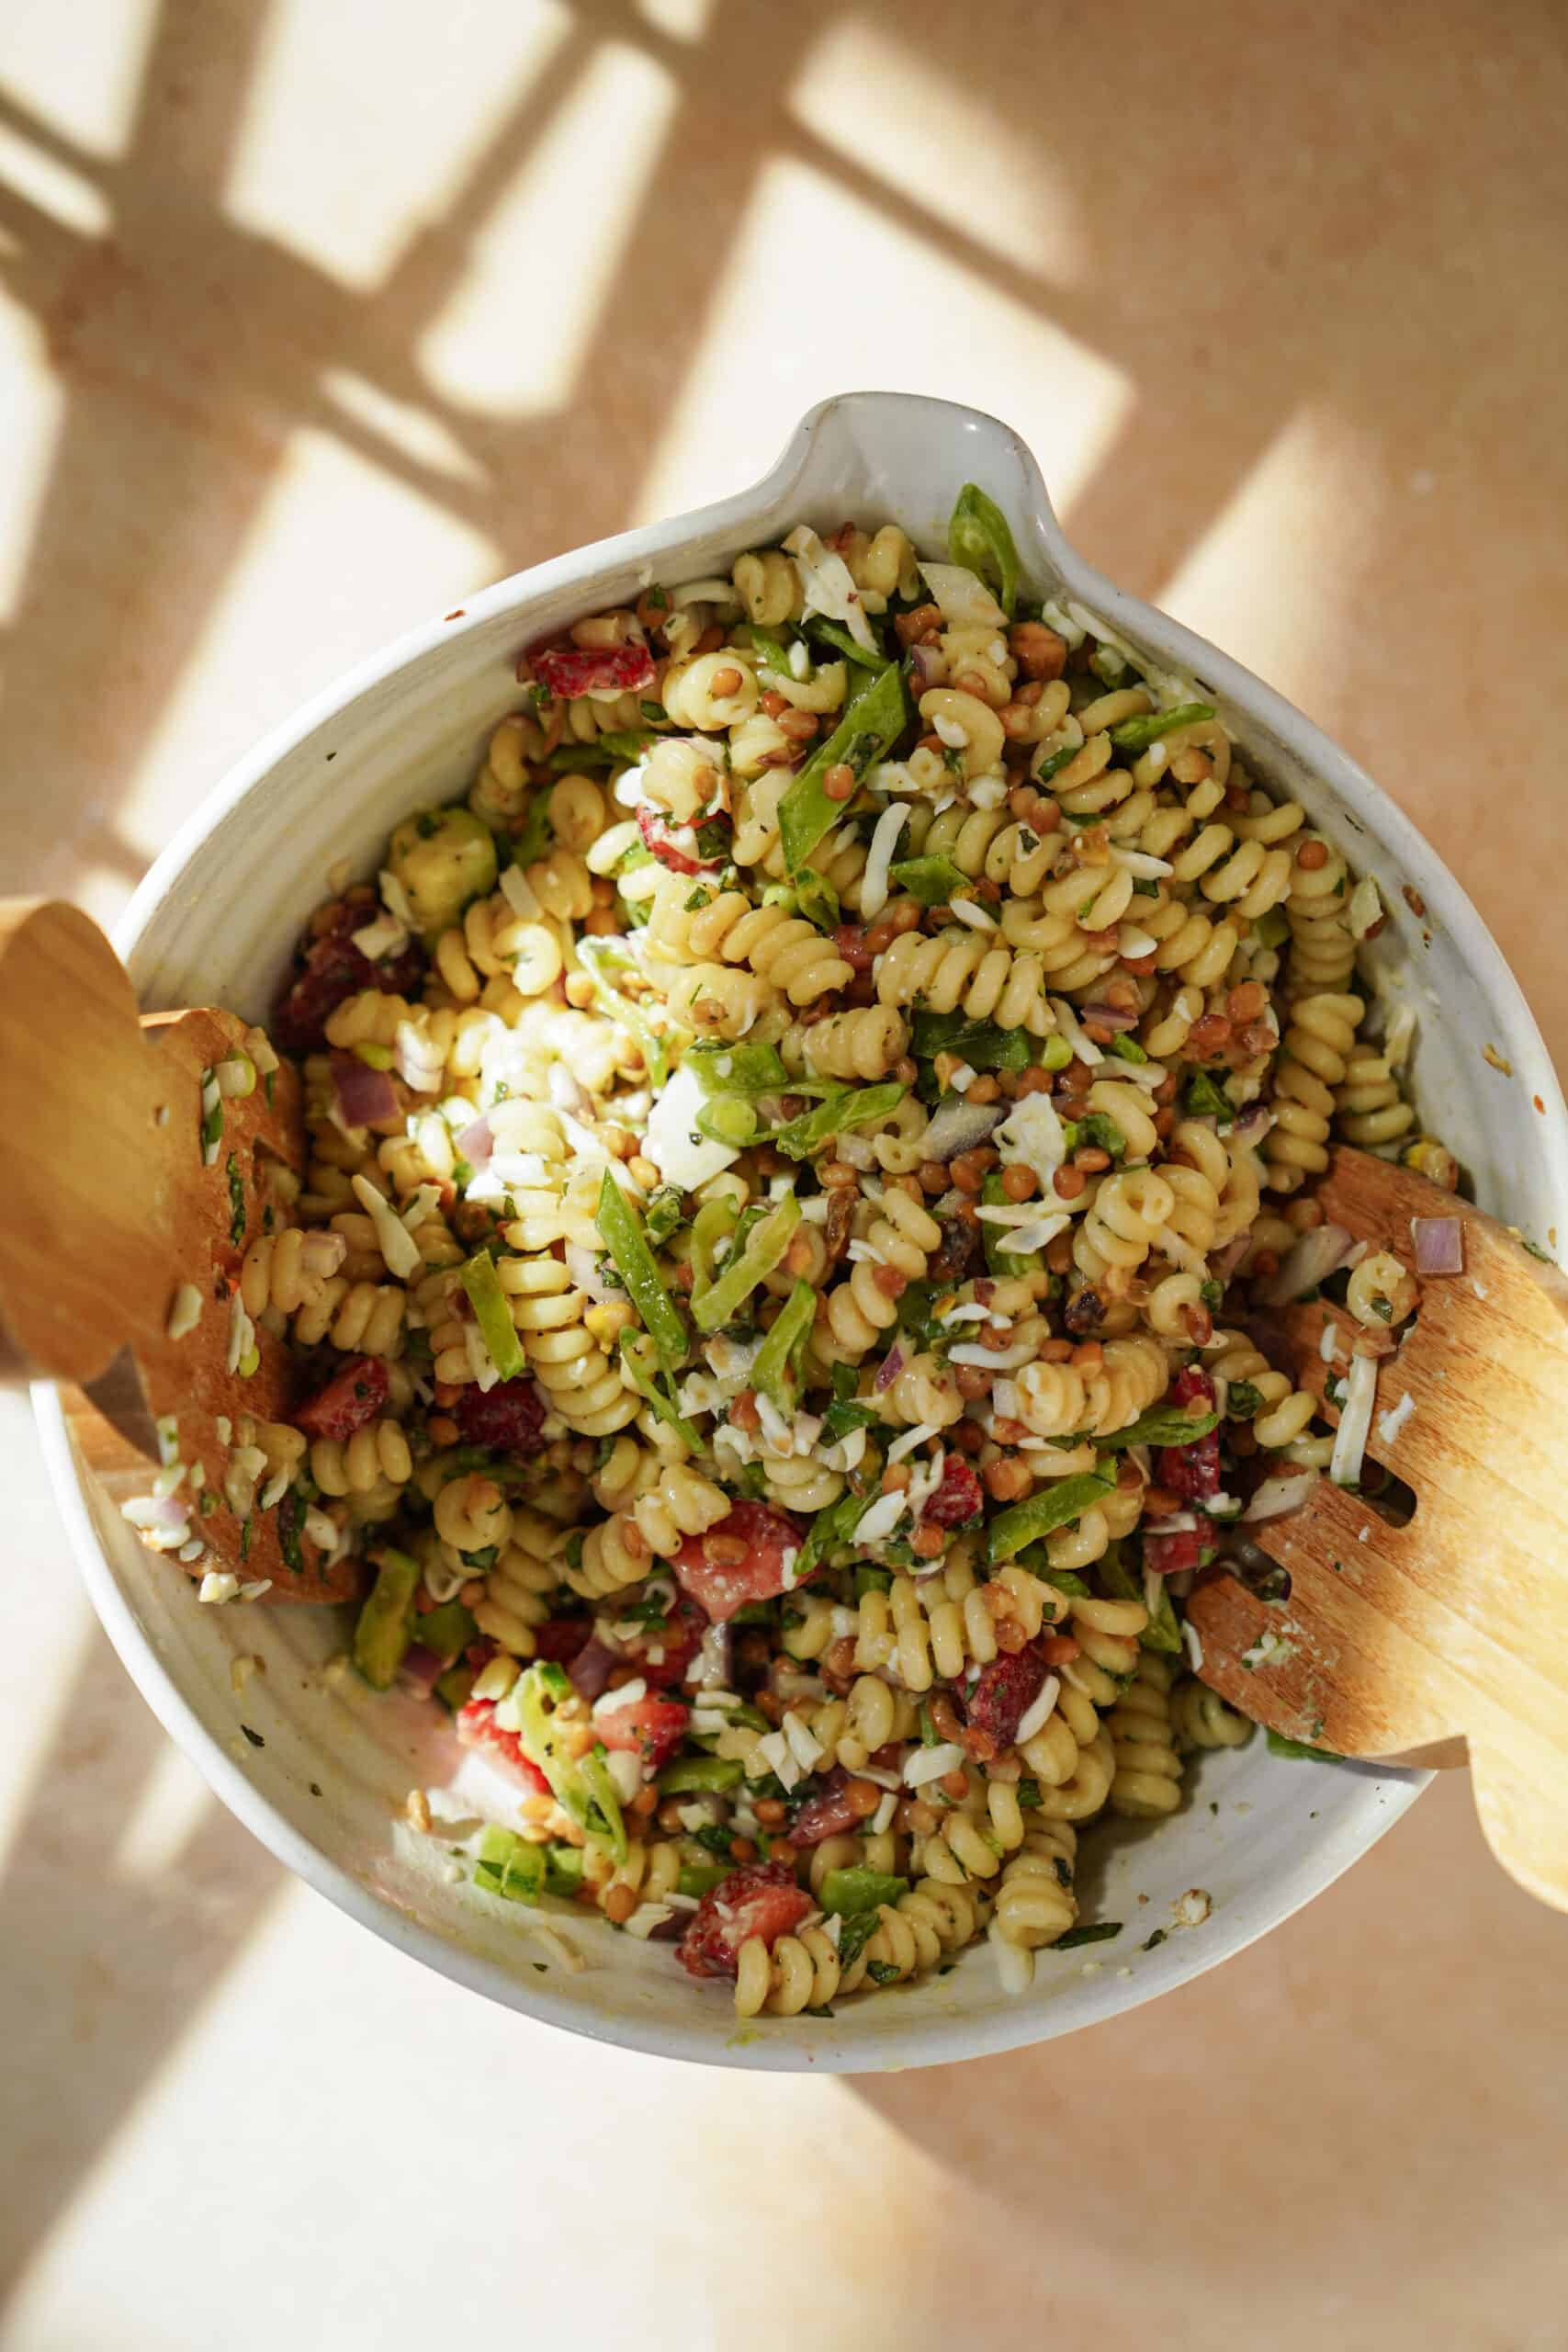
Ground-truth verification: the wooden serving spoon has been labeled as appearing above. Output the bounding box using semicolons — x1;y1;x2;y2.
1188;1145;1568;1913
0;899;357;1601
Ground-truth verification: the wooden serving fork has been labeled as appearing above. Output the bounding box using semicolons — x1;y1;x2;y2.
0;899;357;1600
1188;1145;1568;1912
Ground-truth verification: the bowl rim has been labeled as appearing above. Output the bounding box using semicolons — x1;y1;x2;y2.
38;389;1564;2070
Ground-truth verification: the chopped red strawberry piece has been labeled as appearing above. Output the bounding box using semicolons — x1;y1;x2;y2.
593;1693;690;1776
672;1501;806;1623
456;1697;550;1795
679;1860;813;1980
921;1454;984;1530
452;1375;547;1458
965;1644;1049;1749
1144;1528;1203;1576
1156;1427;1223;1500
529;1619;592;1666
293;1354;389;1442
832;922;874;975
787;1767;861;1849
529;640;656;701
271;899;426;1053
636;799;726;876
1171;1364;1217;1410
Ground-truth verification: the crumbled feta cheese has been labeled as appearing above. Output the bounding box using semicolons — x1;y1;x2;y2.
1376;1390;1415;1447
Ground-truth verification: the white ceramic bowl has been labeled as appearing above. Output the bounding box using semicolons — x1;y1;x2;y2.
36;393;1568;2072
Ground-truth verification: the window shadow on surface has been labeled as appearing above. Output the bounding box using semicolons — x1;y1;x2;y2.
1;0;1567;2323
852;1774;1568;2346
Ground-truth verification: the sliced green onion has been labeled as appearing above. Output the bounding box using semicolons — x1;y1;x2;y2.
695;1096;760;1148
1097;1543;1181;1654
804;614;893;672
1105;1033;1149;1065
579;1747;629;1866
595;1170;687;1373
778;662;909;874
947;483;1019;617
474;1825;547;1905
459;1249;525;1381
692;1191;801;1332
795;1489;872;1585
1055;1920;1122;1949
577;935;674;1089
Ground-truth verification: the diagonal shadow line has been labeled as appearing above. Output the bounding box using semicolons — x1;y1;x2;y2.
0;1622;285;2309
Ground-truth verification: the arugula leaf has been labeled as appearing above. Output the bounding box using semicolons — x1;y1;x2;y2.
794;1490;871;1584
820;1396;881;1445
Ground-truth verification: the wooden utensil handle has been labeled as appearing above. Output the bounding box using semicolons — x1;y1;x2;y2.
0;899;180;1384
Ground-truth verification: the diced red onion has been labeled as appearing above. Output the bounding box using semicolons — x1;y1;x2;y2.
1231;1104;1273;1143
1242;1472;1315;1522
907;643;943;691
566;1636;619;1702
398;1643;446;1697
1078;1001;1140;1034
330;1051;399;1130
919;1097;1008;1161
1412;1216;1463;1275
457;1114;493;1174
874;1343;905;1393
1259;1222;1357;1306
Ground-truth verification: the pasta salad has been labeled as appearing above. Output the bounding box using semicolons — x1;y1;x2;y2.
149;487;1457;2016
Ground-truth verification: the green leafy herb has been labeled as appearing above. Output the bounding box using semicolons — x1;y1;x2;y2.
1096;1404;1222;1453
834;1908;884;1971
685;1038;795;1099
770;1080;906;1162
1142;1928;1168;1951
225;1152;246;1246
805;613;893;672
820;1396;881;1444
1200;1279;1224;1309
1252;905;1290;950
987;1471;1116;1562
778;663;910;873
910;1009;1032;1073
1016;1778;1042;1810
1183;1068;1236;1127
980;1172;1033;1281
619;1330;702;1453
947;482;1019;617
854;1563;893;1599
1107;700;1216;752
643;1184;686;1248
576;935;674;1089
795;1489;872;1585
1076;1110;1127;1160
890;854;971;907
1055;1920;1123;1950
510;791;554;864
1224;1380;1265;1421
1098;1543;1181;1654
1266;1729;1345;1761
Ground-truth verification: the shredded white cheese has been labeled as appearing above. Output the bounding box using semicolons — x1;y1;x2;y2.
1329;1351;1379;1487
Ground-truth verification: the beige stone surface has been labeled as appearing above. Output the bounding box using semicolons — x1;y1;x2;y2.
2;0;1566;2342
